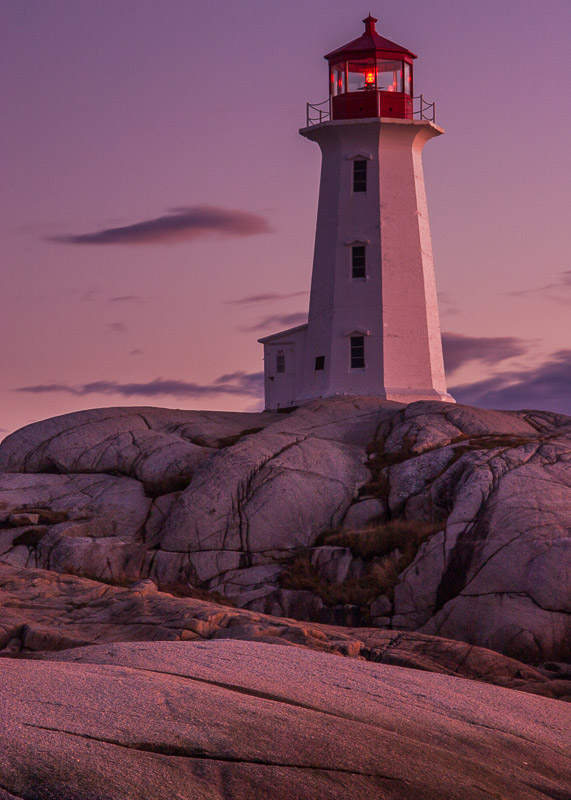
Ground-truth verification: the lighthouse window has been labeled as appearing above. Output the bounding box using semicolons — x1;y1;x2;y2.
353;160;367;192
276;352;286;373
315;356;325;371
352;245;366;279
350;336;365;369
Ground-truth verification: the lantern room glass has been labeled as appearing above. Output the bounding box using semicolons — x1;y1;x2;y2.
376;60;403;92
330;59;410;96
331;64;346;96
404;61;412;96
347;59;378;93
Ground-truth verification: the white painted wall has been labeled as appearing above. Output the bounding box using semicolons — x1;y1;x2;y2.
259;324;307;410
260;117;454;410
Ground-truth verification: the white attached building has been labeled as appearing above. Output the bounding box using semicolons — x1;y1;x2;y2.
259;15;454;410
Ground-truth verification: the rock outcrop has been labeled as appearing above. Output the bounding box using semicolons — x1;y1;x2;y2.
3;564;568;700
1;397;570;664
2;640;569;800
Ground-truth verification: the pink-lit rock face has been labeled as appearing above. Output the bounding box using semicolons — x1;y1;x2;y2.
3;562;566;699
0;396;570;664
1;639;569;800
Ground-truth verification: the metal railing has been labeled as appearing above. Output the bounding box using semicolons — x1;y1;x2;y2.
305;95;437;126
306;98;331;126
414;95;436;123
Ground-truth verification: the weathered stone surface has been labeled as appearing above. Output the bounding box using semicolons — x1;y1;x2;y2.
160;397;400;558
386;419;571;662
1;564;568;701
381;402;552;456
0;473;151;583
363;402;571;663
342;497;385;529
392;530;447;629
0;473;149;536
0;397;569;664
1;639;569;800
0;406;282;493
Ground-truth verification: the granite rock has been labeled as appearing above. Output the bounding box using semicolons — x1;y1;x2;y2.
0;397;569;663
1;639;569;800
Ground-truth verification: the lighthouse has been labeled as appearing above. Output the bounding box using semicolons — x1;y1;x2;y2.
259;15;454;409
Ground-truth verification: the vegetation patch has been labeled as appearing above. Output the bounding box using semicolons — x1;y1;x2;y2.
465;434;536;449
316;519;442;560
279;551;403;609
280;519;443;611
360;433;535;499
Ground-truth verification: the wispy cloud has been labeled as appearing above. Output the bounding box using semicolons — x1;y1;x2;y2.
212;371;265;393
78;290;151;304
240;312;308;333
108;322;127;334
110;295;147;304
226;291;307;307
129;349;144;356
505;269;571;303
450;349;571;415
15;372;264;399
48;206;271;246
442;332;529;375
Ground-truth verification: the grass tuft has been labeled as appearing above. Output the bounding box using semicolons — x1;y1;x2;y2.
316;519;441;560
281;519;443;609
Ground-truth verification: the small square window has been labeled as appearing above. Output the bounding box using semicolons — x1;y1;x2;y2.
350;336;365;369
315;356;325;371
352;245;366;279
353;160;367;193
276;353;285;373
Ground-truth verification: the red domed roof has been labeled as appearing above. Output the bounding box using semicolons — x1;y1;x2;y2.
325;15;417;64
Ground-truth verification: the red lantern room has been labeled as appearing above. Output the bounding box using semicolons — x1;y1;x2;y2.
325;15;416;120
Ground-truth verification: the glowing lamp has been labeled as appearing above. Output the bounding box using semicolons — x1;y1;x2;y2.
365;70;375;85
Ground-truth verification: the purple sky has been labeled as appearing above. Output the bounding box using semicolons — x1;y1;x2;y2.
2;0;570;438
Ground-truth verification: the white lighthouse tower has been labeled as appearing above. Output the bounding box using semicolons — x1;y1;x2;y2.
259;15;454;409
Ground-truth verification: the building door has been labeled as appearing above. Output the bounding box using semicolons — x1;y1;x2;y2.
267;346;295;409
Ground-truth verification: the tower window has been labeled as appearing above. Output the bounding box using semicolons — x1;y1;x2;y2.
350;336;365;369
351;245;366;279
353;160;367;192
315;356;325;371
276;352;285;373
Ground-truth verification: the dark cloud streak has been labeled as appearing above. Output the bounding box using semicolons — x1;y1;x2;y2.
110;295;145;303
442;332;529;374
506;269;571;303
226;291;307;307
48;206;271;246
16;372;264;399
240;312;308;333
450;350;571;415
